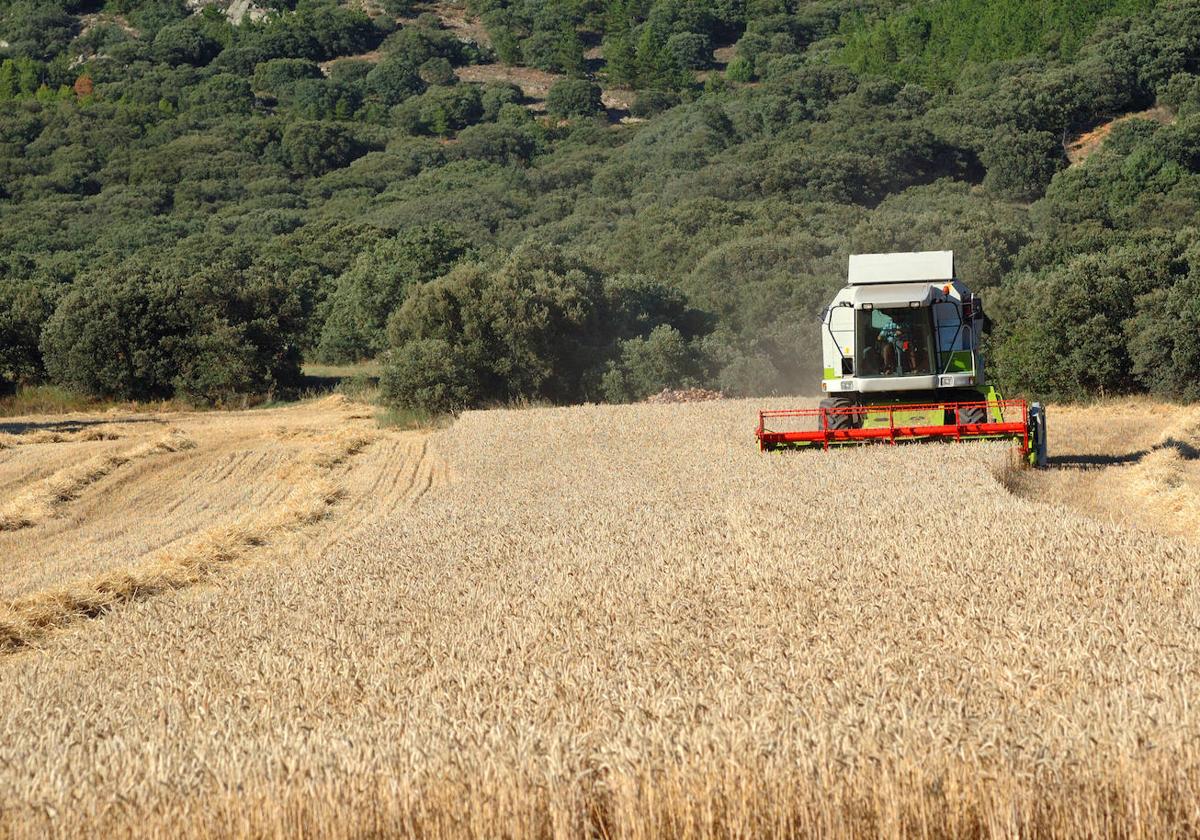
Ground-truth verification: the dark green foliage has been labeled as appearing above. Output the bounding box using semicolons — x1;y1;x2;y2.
725;54;753;82
365;54;426;106
252;58;322;96
0;0;1197;408
982;128;1065;200
185;73;254;116
0;279;55;386
0;1;77;60
328;59;374;86
288;77;361;120
40;251;304;402
382;244;712;410
1161;73;1200;116
991;231;1200;401
482;10;523;65
153;19;223;66
665;32;711;70
380;337;479;413
452;121;541;164
1126;266;1200;401
547;78;603;117
419;56;456;86
318;224;473;362
113;0;189;38
480;81;523;119
281;121;363;176
840;0;1159;88
630;89;680;117
601;324;712;401
394;85;483;135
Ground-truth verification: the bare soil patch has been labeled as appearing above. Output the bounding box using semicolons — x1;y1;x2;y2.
1066;106;1175;164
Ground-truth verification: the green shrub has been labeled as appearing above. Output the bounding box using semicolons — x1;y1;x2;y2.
281;122;361;176
989;235;1193;400
380;338;479;413
600;324;711;402
40;256;303;402
1161;73;1200;116
0;280;56;386
153;19;223;66
419;57;457;86
393;85;483;135
480;81;523;120
382;245;714;411
252;58;321;96
317;224;472;363
725;55;754;82
365;55;425;106
546;78;603;118
982;128;1064;201
630;89;680;118
666;32;711;70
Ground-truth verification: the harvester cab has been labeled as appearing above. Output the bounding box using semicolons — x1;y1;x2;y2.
756;251;1048;466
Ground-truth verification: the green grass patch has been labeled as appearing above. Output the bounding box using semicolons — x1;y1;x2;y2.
0;385;190;418
301;360;384;401
375;405;450;431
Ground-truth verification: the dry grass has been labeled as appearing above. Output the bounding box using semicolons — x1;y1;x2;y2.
0;395;437;647
0;398;1199;838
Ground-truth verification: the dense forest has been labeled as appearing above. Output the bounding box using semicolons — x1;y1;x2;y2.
0;0;1198;410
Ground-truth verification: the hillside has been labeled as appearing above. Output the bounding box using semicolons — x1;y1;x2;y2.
2;397;1200;835
0;0;1198;413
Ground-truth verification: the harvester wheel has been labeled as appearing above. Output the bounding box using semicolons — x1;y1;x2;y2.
820;396;861;430
954;405;987;425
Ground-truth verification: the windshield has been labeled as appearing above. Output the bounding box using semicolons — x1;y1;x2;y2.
856;307;936;377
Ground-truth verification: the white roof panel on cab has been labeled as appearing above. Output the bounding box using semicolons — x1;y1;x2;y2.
850;283;937;308
848;251;955;285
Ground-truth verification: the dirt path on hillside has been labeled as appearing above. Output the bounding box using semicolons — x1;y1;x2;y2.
1067;106;1175;164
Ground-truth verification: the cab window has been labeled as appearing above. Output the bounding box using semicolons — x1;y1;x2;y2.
855;307;937;377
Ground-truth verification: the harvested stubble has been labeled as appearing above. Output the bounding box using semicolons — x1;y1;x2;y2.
0;395;432;653
1;399;1199;838
0;428;195;531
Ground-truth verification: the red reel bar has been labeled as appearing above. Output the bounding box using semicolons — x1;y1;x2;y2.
756;400;1031;456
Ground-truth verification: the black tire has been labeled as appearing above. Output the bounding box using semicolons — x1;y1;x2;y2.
953;405;987;425
820;396;861;430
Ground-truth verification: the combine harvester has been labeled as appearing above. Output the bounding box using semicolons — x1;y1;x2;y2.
756;251;1048;466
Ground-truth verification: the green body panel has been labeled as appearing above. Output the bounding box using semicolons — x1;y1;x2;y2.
938;350;974;372
861;406;943;428
979;385;1004;422
823;366;837;379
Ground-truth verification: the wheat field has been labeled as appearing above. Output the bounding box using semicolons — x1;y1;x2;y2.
1;396;1199;838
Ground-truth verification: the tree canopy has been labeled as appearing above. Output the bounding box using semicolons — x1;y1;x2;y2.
0;0;1197;407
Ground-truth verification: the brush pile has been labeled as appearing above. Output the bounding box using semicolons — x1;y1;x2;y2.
642;387;725;404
